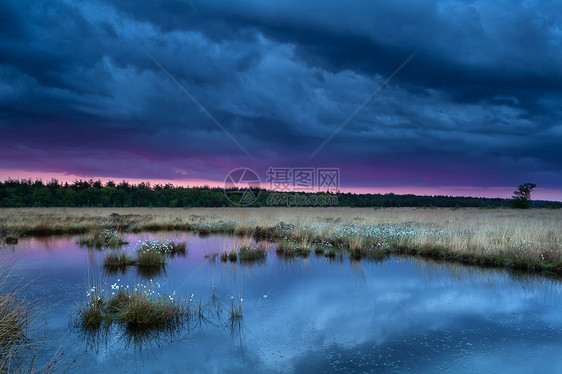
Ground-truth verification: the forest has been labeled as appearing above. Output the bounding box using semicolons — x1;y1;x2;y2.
0;179;559;208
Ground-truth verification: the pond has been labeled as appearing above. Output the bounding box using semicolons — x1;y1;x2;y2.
2;232;562;373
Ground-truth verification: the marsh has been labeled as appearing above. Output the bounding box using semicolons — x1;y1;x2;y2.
1;225;562;372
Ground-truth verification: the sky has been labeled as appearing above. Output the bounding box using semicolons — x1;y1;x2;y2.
1;0;561;200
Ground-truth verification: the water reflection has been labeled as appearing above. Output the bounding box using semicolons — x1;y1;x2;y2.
76;321;189;354
2;232;562;373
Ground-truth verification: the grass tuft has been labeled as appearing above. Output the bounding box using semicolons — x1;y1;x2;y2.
78;288;184;330
119;293;183;328
0;293;29;355
277;239;312;257
238;244;266;262
0;268;68;373
229;298;243;321
80;229;128;249
138;239;187;256
136;246;166;268
103;252;136;268
3;235;18;245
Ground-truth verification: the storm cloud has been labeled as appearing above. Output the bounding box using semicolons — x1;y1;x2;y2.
1;0;561;196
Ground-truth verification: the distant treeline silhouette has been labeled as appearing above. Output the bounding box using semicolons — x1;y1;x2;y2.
0;179;559;208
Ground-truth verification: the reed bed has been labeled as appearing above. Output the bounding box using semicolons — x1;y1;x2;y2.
1;207;561;274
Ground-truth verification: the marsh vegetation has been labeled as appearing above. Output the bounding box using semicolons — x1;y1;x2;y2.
0;269;64;373
79;229;128;249
78;285;185;330
205;238;267;264
3;207;554;274
2;228;562;372
102;239;187;273
75;277;249;349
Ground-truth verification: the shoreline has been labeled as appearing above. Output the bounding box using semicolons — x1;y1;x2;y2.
1;207;561;277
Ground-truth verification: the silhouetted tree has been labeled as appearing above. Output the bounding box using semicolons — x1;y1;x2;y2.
511;183;536;209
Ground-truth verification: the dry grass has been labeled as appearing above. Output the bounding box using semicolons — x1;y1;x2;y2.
103;252;136;268
0;270;65;373
135;247;166;268
0;270;32;373
1;207;561;273
0;291;29;359
78;288;185;330
78;229;127;249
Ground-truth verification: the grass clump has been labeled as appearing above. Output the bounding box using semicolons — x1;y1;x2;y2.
227;251;238;262
204;252;219;262
102;239;188;273
0;293;29;357
276;239;312;257
205;239;267;264
103;252;136;268
238;244;266;262
136;246;166;268
80;229;128;249
229;298;243;321
106;289;130;314
119;292;183;328
78;285;184;330
3;235;18;245
348;235;364;260
138;239;187;256
79;288;105;329
0;268;69;373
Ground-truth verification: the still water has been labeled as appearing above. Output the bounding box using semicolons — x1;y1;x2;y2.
2;232;562;373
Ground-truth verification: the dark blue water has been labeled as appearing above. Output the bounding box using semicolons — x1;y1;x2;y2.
2;232;562;373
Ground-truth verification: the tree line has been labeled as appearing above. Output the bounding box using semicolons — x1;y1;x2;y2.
0;179;559;208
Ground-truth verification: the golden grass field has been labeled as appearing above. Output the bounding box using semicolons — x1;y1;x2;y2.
1;207;561;273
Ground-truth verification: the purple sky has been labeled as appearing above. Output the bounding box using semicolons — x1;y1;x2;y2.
1;0;561;200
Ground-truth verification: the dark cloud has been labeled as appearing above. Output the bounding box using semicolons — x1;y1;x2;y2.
0;0;561;193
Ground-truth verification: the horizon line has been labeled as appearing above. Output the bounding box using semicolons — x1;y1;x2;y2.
1;174;561;202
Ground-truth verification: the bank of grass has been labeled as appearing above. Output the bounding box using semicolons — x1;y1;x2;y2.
1;207;561;275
